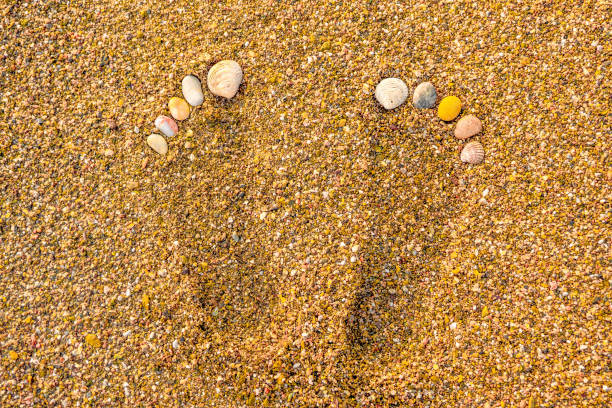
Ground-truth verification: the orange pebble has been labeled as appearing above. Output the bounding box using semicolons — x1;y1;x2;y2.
168;97;190;121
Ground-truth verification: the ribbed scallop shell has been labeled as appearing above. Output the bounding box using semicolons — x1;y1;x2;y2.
207;60;243;99
375;78;408;110
460;141;485;164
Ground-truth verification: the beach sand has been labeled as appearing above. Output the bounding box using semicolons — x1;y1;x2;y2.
0;1;609;406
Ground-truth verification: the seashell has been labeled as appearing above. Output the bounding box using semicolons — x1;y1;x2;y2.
375;78;408;110
460;141;485;164
207;60;243;99
168;97;190;120
454;114;482;139
181;75;204;106
147;133;168;155
154;115;178;137
438;95;461;121
412;82;437;109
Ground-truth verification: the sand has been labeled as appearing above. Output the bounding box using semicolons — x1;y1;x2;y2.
0;1;610;406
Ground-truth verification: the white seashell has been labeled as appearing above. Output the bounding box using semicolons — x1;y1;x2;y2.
154;115;178;137
375;78;408;110
460;141;485;164
181;75;204;106
207;60;243;99
147;133;168;155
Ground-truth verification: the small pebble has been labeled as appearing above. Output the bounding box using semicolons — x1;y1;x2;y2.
182;75;204;106
438;96;461;121
154;115;178;137
146;133;168;155
168;97;190;121
454;114;482;139
412;82;437;109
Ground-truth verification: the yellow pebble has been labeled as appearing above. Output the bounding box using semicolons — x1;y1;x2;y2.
8;351;18;361
438;96;462;121
85;333;101;348
142;293;150;310
168;97;190;121
529;396;537;408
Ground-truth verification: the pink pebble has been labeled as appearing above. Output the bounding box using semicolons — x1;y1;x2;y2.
154;115;178;137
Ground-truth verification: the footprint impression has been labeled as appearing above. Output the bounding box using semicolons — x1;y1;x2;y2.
153;64;473;403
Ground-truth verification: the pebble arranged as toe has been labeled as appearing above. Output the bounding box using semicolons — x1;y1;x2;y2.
460;140;485;164
168;97;190;121
207;60;243;99
438;95;462;121
412;82;437;109
182;75;204;106
375;78;408;110
147;133;168;155
154;115;178;137
454;114;482;139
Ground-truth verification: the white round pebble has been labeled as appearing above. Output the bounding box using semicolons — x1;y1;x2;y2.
181;75;204;106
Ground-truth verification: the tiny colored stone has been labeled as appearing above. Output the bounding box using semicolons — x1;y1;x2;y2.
412;82;437;109
438;96;461;121
85;333;101;348
168;97;190;121
454;114;482;139
142;293;150;310
8;351;18;361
